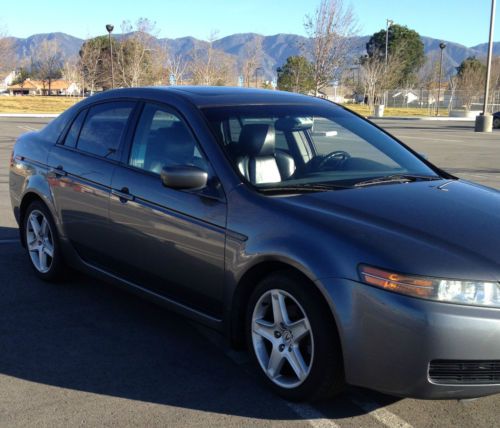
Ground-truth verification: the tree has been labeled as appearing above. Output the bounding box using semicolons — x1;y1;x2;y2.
360;53;385;111
0;26;15;75
456;57;486;110
115;18;163;87
366;24;425;87
304;0;357;96
277;56;315;94
32;40;63;95
11;67;31;85
164;50;189;85
79;36;110;93
241;37;263;87
189;31;236;86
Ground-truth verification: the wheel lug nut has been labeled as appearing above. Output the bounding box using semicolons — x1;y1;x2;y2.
274;331;281;338
278;344;285;352
288;346;292;352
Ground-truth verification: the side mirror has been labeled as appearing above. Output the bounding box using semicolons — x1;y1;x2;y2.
161;165;208;190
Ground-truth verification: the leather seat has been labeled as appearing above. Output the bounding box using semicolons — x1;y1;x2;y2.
236;124;295;184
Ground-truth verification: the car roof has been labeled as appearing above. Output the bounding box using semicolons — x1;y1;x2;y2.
82;86;334;109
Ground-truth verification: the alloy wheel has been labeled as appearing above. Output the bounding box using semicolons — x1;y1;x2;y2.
26;209;55;274
251;289;314;389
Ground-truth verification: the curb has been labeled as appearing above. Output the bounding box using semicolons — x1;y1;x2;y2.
0;113;59;118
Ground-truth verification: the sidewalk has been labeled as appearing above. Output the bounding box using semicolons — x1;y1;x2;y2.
0;113;59;118
368;115;476;121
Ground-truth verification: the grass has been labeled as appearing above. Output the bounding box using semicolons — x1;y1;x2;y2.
341;104;448;117
0;95;448;117
0;96;84;113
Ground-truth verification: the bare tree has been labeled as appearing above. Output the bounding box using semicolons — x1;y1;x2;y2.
456;58;485;111
304;0;357;96
189;31;236;86
62;59;83;96
361;44;408;112
115;18;162;87
360;53;385;112
79;37;106;94
32;40;63;95
417;51;441;114
158;44;189;85
241;37;263;87
0;28;15;75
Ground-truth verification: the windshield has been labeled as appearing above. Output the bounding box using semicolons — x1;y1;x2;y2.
202;104;440;191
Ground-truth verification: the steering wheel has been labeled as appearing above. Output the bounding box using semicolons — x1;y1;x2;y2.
317;150;351;171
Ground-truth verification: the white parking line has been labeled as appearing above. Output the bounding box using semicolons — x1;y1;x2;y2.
285;402;340;428
350;394;413;428
17;125;38;132
394;134;462;143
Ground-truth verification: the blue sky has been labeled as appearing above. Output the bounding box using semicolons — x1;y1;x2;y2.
1;0;497;47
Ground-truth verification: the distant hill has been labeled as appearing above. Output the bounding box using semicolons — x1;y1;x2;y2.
7;31;499;80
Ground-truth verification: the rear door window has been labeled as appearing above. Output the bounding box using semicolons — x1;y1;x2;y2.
76;102;135;160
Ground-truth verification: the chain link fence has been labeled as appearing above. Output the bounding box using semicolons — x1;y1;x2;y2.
379;89;500;114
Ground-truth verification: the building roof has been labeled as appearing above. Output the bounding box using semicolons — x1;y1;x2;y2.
8;79;74;91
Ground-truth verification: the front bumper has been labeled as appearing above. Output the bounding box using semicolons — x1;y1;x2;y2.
319;278;500;399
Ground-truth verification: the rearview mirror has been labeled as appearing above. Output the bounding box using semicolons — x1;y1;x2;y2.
161;165;208;190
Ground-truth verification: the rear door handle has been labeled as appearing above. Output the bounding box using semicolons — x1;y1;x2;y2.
111;187;134;203
48;165;67;178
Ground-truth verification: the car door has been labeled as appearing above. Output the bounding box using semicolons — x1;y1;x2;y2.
107;102;227;318
48;101;136;266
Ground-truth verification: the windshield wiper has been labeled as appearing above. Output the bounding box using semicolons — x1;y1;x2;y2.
354;174;440;188
259;183;350;194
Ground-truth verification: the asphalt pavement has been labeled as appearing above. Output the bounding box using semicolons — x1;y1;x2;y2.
0;116;499;427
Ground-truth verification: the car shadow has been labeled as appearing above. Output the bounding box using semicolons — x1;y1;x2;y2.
0;225;401;421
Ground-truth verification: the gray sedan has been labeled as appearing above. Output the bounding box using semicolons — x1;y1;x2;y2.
9;87;500;401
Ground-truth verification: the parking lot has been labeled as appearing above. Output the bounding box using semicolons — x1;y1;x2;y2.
0;116;499;427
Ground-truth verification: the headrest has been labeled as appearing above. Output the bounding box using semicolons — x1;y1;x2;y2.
238;124;275;156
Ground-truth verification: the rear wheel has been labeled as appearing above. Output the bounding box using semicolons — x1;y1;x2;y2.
23;201;65;281
493;117;500;129
246;271;344;401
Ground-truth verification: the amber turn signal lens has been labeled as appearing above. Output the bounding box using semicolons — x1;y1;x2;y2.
359;265;435;298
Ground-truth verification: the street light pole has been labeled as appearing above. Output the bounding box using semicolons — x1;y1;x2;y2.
385;19;393;66
106;24;115;89
436;42;446;117
475;0;496;132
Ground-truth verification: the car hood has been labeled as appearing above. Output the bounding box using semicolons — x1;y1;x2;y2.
278;179;500;281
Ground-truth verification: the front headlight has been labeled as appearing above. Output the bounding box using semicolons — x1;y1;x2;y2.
359;265;500;308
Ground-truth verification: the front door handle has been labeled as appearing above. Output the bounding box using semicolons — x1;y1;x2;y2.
48;165;67;178
111;187;134;203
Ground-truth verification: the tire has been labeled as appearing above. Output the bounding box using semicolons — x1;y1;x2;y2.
246;271;344;402
493;117;500;129
23;200;66;281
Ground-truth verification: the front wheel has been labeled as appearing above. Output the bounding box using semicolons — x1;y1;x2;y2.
246;272;344;401
23;200;66;281
493;117;500;129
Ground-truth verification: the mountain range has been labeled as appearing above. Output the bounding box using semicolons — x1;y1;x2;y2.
7;32;500;80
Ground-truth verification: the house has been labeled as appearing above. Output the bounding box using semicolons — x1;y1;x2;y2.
7;79;81;96
0;70;17;91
